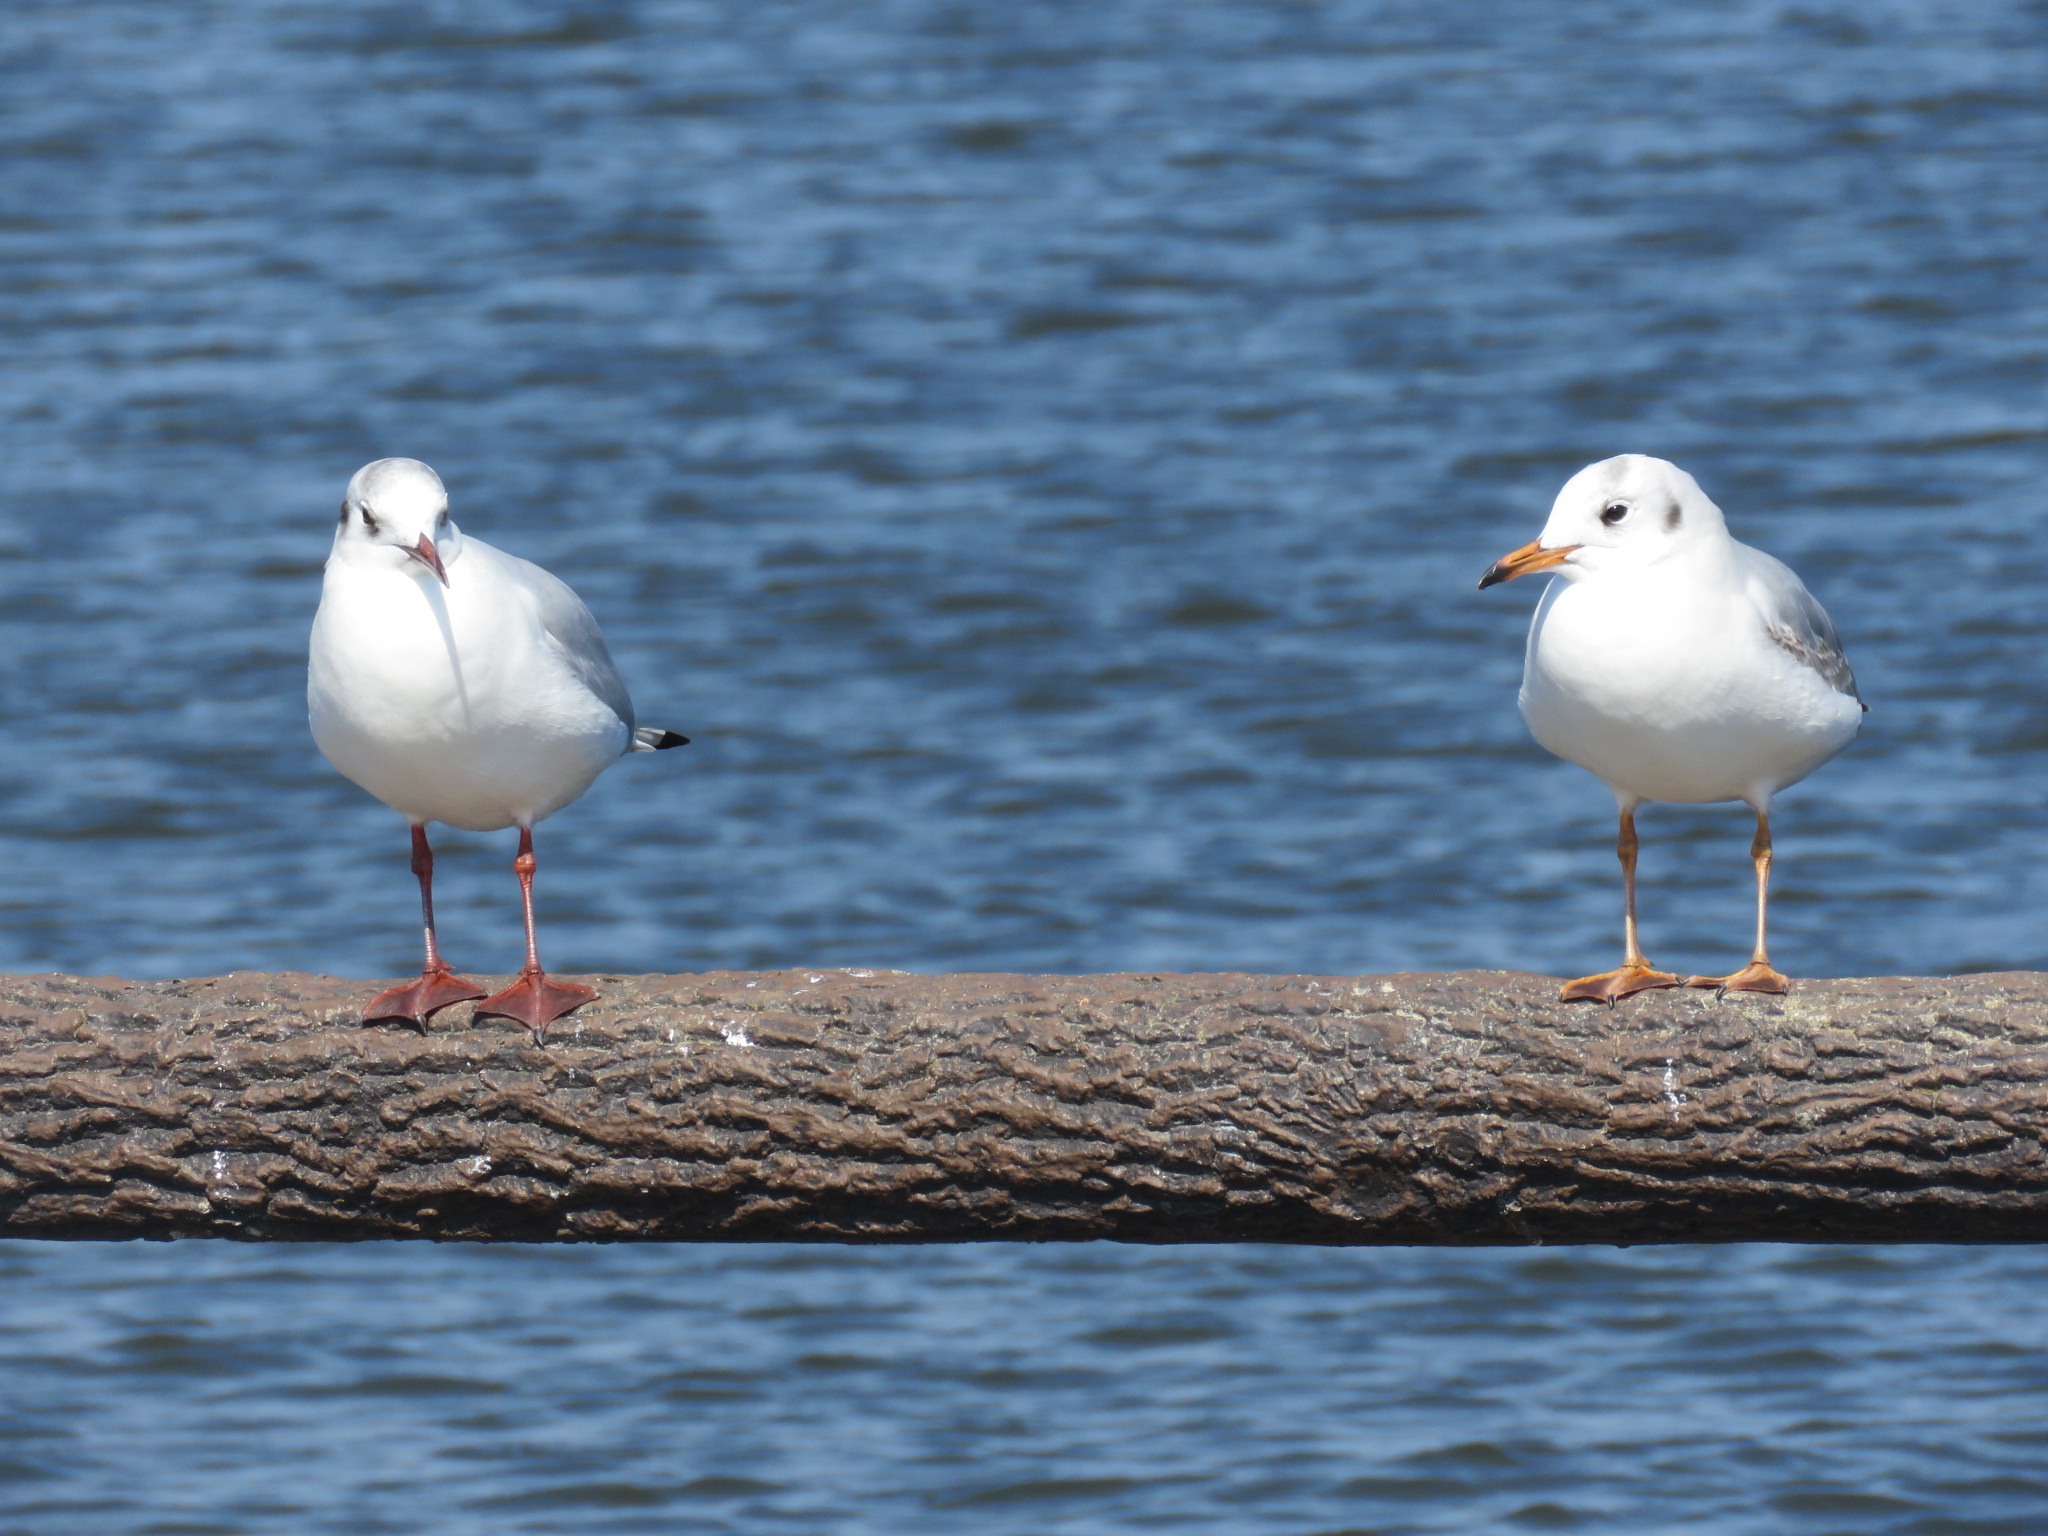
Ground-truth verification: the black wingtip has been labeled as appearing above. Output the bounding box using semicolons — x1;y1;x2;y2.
635;728;691;750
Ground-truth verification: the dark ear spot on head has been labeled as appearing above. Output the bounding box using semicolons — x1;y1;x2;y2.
1665;501;1682;532
337;499;349;528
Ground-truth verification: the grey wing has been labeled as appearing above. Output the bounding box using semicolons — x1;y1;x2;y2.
517;557;637;734
1739;545;1863;706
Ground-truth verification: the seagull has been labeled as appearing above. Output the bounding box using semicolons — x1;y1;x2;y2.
308;458;687;1040
1479;454;1863;1003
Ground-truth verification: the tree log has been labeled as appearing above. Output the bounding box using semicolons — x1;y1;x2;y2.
0;968;2045;1244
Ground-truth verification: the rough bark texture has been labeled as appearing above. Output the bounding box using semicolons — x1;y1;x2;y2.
1;968;2045;1245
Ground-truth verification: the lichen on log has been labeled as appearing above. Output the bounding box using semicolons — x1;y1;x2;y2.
0;968;2044;1244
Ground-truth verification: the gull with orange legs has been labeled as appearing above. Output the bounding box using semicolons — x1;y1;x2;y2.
1480;454;1863;1002
309;458;687;1041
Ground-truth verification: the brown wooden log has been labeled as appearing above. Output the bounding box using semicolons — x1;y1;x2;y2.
0;968;2045;1244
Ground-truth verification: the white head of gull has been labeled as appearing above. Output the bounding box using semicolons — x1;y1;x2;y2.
1480;453;1864;1002
308;457;688;1040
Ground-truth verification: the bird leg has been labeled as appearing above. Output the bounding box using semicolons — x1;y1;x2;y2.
1561;806;1681;1004
1687;809;1791;996
475;826;598;1044
363;825;488;1027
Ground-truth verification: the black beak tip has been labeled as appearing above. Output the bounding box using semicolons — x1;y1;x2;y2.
1477;564;1507;591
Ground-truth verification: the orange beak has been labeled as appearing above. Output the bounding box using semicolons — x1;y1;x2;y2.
408;534;450;586
1478;539;1579;590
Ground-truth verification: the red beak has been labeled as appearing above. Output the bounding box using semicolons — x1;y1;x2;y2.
409;535;450;586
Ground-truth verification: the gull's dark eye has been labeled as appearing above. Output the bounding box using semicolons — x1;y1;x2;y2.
359;505;381;536
1599;501;1630;526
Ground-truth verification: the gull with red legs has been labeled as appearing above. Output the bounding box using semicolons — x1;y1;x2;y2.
308;458;687;1041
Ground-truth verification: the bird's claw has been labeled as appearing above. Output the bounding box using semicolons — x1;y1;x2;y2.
1559;965;1681;1005
474;968;598;1045
363;966;489;1028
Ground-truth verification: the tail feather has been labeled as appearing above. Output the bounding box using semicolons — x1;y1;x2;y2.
631;727;691;752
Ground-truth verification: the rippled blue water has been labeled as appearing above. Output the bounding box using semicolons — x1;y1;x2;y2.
3;0;2048;1530
4;1241;2048;1536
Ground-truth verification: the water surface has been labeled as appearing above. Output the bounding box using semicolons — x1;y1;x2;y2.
1;1;2046;1531
7;1240;2048;1536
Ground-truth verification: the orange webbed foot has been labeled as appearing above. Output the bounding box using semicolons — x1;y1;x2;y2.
1559;965;1682;1005
1684;962;1789;997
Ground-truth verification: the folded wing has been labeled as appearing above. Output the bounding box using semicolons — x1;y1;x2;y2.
1739;544;1863;706
517;555;638;733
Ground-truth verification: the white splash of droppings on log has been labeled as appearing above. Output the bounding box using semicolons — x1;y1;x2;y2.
844;969;875;978
721;1023;754;1048
464;1156;492;1178
209;1149;228;1184
1663;1059;1686;1111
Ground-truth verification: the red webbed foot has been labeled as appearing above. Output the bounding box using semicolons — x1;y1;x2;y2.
474;967;598;1045
363;966;489;1028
